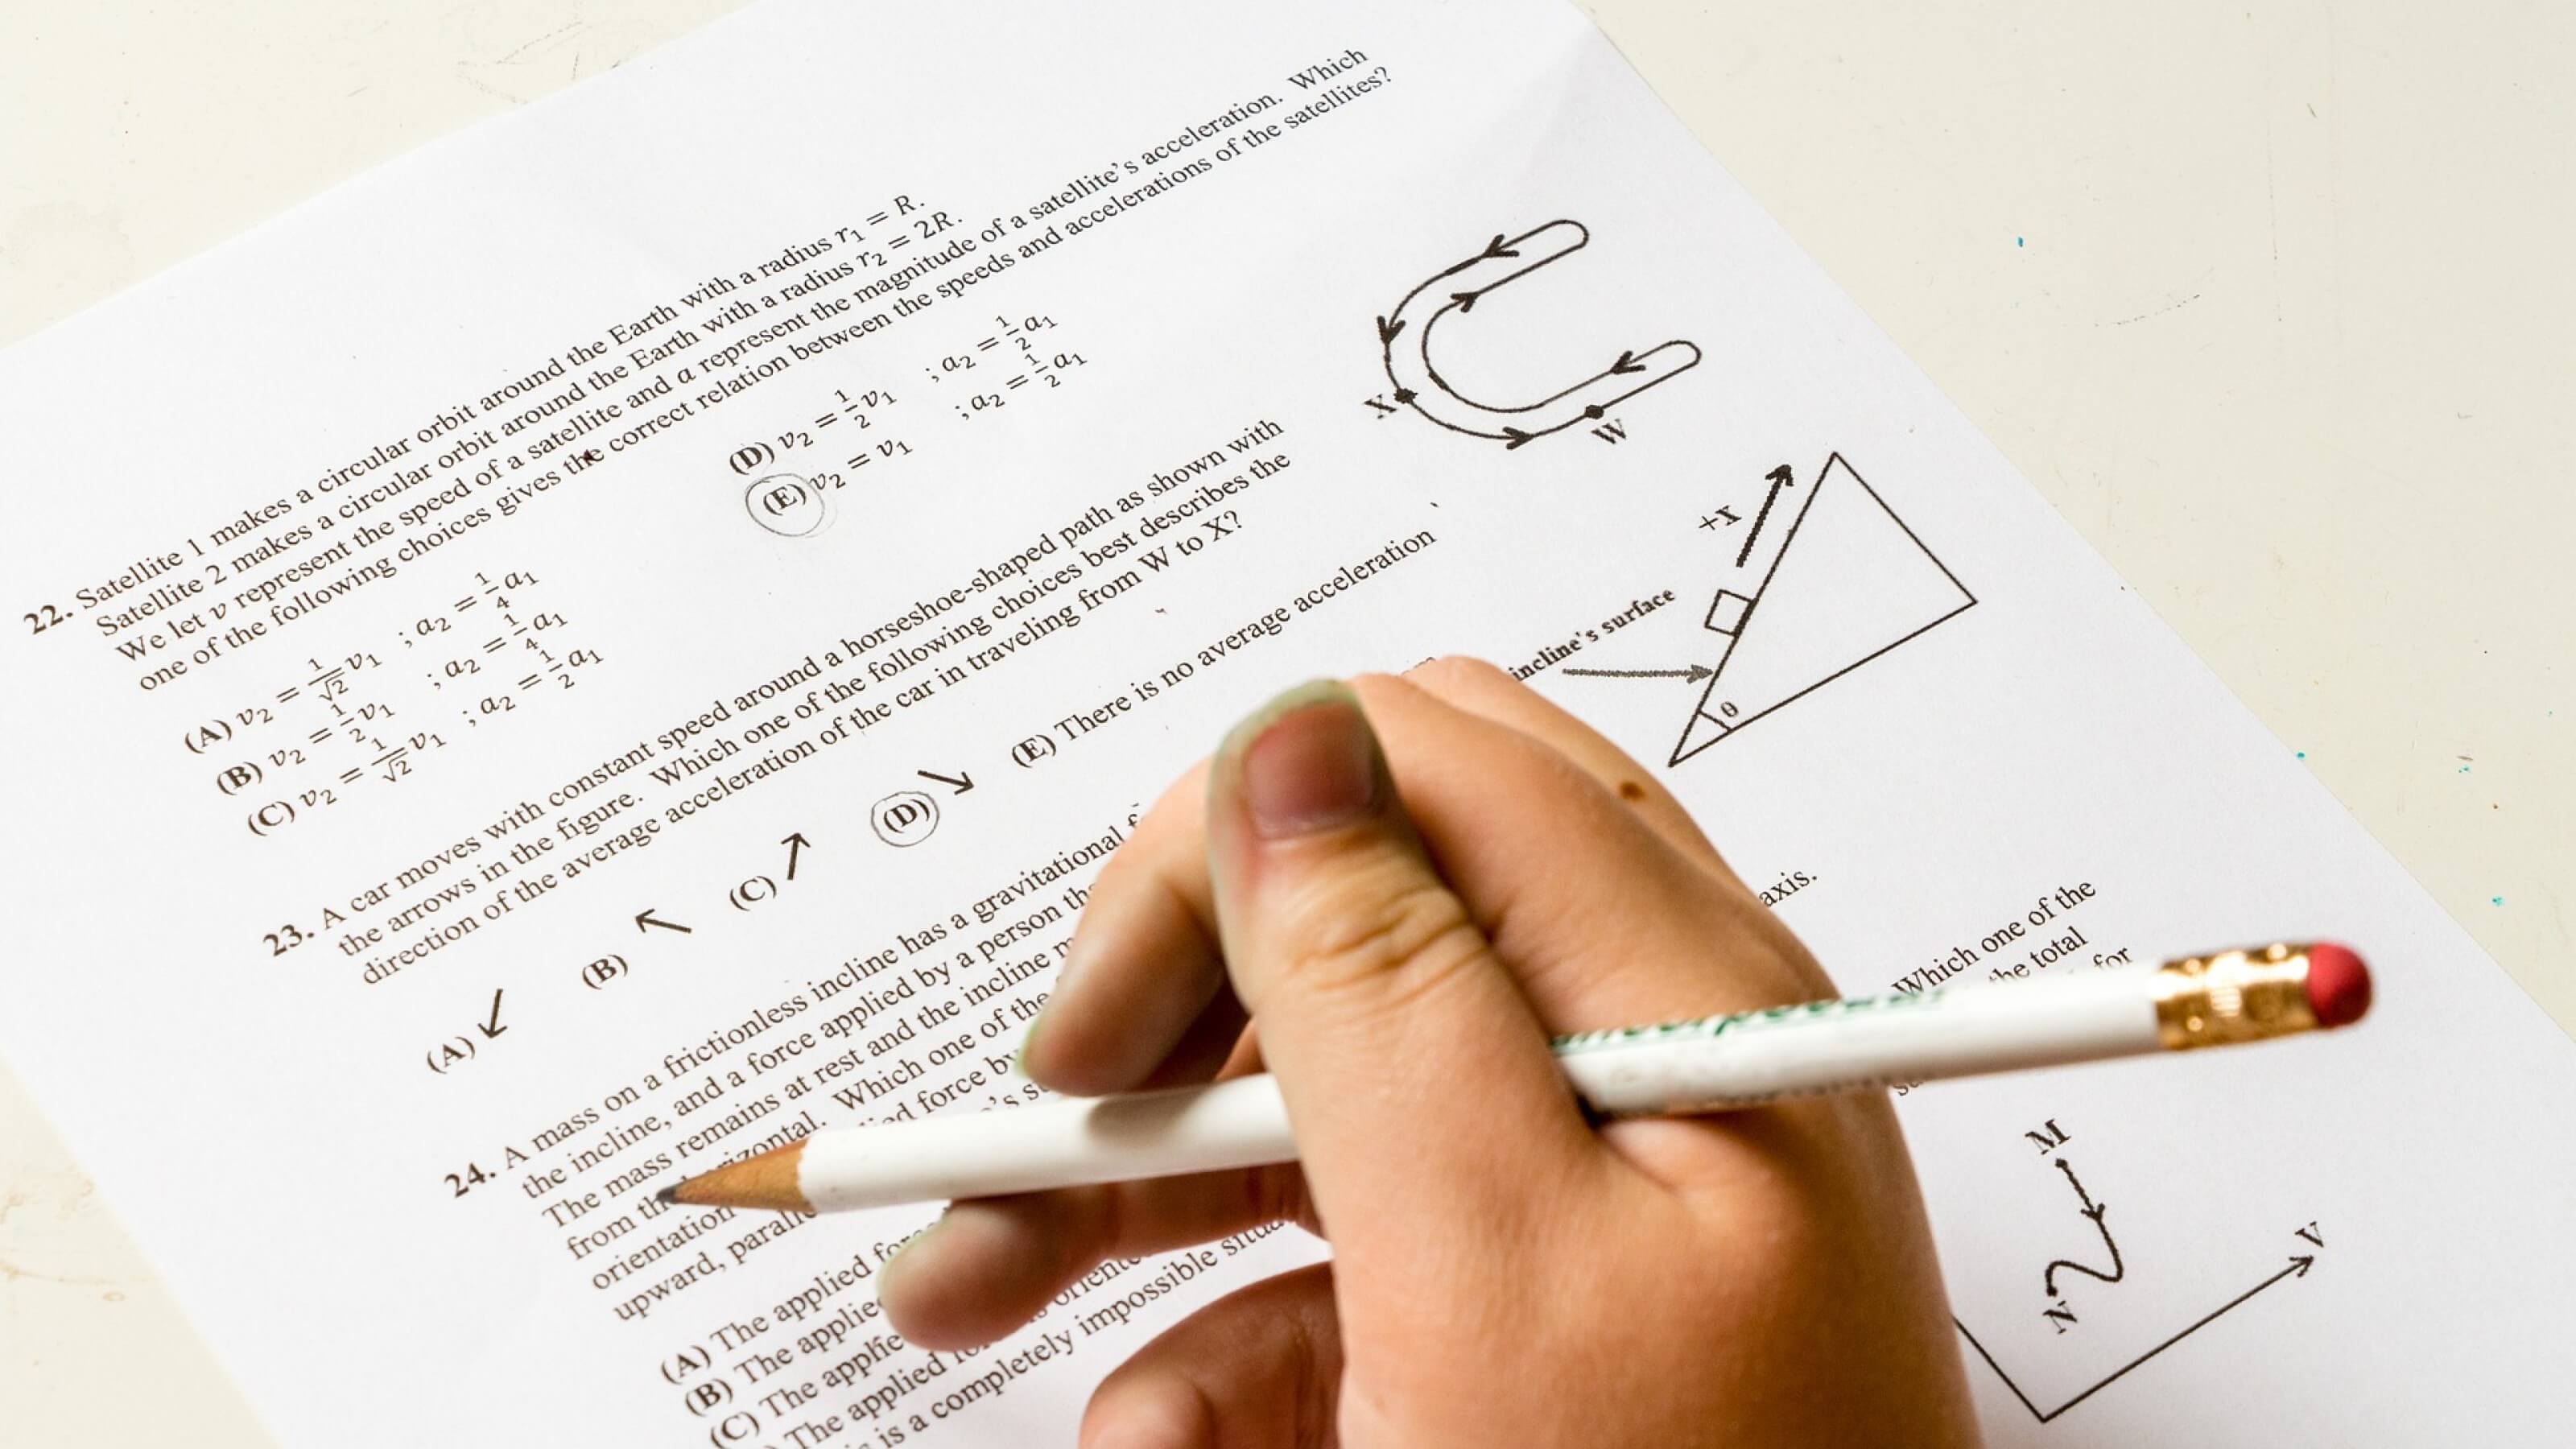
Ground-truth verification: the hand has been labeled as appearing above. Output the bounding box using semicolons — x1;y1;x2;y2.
877;658;1977;1447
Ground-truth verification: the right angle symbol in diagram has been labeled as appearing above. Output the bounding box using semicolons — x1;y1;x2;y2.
1669;453;1975;766
1371;220;1701;448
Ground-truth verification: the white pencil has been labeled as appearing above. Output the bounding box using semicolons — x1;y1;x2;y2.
663;942;2370;1214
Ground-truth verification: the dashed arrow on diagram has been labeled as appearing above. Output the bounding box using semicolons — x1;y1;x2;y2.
1563;665;1715;682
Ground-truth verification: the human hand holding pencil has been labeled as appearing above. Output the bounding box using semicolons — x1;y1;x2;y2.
870;658;1984;1447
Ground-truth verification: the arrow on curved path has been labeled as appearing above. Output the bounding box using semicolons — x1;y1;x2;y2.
1378;220;1701;448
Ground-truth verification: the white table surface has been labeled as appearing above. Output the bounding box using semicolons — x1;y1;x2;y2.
4;1;2569;1441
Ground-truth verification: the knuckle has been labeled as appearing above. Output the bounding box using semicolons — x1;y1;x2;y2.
1347;668;1413;700
1272;865;1487;1002
1410;653;1510;691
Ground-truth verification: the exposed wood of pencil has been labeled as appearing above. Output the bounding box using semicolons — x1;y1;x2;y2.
660;1139;811;1212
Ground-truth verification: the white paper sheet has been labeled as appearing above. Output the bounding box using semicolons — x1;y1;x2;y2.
5;1;2570;1442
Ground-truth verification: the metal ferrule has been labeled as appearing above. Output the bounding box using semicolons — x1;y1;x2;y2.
2153;942;2320;1049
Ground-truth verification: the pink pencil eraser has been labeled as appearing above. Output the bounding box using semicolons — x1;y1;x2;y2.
2304;943;2372;1027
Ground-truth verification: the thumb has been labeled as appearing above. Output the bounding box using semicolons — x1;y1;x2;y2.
1203;680;1597;1253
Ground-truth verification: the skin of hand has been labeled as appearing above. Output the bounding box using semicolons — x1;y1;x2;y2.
876;658;1979;1448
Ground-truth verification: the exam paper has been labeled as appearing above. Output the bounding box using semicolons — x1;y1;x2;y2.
5;0;2572;1443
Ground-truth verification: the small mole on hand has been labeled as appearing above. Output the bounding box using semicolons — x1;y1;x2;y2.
1618;780;1646;802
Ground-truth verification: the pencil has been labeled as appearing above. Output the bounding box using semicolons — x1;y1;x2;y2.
662;941;2370;1215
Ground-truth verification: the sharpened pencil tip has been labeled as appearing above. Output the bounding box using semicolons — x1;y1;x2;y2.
657;1139;813;1213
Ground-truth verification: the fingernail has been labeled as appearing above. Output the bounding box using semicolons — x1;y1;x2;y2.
877;1208;952;1292
1082;1389;1208;1449
1223;679;1383;838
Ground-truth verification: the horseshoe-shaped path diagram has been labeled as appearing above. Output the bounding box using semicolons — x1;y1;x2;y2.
1377;220;1701;448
